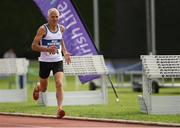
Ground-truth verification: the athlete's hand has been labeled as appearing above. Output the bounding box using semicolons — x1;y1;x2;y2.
48;45;57;54
64;53;71;65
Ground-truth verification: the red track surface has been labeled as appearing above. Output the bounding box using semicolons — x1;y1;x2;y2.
0;114;172;127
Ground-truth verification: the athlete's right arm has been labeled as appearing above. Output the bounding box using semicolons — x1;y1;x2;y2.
31;26;56;53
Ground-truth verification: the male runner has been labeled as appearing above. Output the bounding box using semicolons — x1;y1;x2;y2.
31;8;71;118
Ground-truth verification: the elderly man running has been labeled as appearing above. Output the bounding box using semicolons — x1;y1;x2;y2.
31;8;71;118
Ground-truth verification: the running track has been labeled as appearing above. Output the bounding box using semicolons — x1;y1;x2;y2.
0;114;178;127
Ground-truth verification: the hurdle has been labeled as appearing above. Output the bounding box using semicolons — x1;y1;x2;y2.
138;55;180;114
38;55;109;106
0;58;29;102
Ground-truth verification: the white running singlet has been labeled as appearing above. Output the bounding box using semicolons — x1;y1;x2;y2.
38;23;63;62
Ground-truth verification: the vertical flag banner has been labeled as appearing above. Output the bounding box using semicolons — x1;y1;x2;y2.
33;0;99;83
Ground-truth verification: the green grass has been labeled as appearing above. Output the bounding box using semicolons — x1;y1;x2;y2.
0;86;180;123
0;61;180;124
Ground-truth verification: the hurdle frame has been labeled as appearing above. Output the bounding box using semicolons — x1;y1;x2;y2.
0;58;29;102
138;55;180;114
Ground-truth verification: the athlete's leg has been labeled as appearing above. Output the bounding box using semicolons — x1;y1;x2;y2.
33;61;50;100
54;72;64;109
52;61;65;118
54;71;65;118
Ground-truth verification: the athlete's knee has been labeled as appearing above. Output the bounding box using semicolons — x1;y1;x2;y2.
55;80;63;89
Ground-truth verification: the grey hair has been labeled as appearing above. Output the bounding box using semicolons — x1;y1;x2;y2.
48;8;60;17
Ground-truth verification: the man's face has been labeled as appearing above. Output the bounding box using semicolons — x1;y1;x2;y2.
48;11;59;25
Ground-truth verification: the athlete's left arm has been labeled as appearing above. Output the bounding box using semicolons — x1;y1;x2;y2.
60;25;71;64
